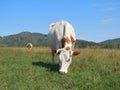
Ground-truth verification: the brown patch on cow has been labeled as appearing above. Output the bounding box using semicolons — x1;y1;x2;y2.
64;37;70;44
61;36;75;48
70;35;75;44
65;46;71;50
72;51;80;56
61;38;65;48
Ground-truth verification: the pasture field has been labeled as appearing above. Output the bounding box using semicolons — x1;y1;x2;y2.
0;47;120;90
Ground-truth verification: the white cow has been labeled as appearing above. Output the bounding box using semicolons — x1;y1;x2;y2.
48;20;80;74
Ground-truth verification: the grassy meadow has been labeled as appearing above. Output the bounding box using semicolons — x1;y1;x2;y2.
0;47;120;90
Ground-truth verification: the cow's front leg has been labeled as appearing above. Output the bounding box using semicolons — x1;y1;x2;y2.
51;50;55;65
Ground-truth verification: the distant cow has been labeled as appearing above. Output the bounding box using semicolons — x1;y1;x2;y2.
26;43;32;49
48;20;80;74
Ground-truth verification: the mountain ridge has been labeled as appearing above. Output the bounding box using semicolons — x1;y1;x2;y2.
0;32;120;48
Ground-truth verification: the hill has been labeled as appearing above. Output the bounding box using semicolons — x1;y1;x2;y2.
0;32;48;47
0;32;97;47
99;38;120;48
76;39;98;48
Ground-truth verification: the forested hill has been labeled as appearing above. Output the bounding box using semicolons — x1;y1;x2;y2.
0;32;47;47
0;32;120;48
99;38;120;48
0;32;97;47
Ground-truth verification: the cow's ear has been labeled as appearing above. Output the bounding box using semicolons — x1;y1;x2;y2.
56;49;62;55
72;51;80;56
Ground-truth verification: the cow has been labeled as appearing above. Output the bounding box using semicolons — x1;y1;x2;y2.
26;43;33;49
48;20;80;74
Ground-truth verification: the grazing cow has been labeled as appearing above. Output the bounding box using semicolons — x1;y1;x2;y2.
26;43;33;49
48;20;80;74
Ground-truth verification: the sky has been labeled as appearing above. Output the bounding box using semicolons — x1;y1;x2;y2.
0;0;120;42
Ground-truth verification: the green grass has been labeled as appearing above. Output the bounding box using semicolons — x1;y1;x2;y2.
0;47;120;90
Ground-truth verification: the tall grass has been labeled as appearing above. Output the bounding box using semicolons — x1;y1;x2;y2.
0;47;120;90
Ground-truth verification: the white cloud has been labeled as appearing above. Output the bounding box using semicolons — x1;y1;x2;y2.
100;18;114;24
103;7;115;11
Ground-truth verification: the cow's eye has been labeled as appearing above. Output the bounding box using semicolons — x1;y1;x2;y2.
66;59;70;62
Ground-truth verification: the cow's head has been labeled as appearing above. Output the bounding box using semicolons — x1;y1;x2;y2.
56;48;80;74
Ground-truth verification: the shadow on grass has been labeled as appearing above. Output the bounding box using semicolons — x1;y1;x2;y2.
32;61;59;72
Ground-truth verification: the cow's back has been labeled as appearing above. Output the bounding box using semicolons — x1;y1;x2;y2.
48;21;76;50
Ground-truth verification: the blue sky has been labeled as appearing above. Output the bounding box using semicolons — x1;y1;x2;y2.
0;0;120;42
